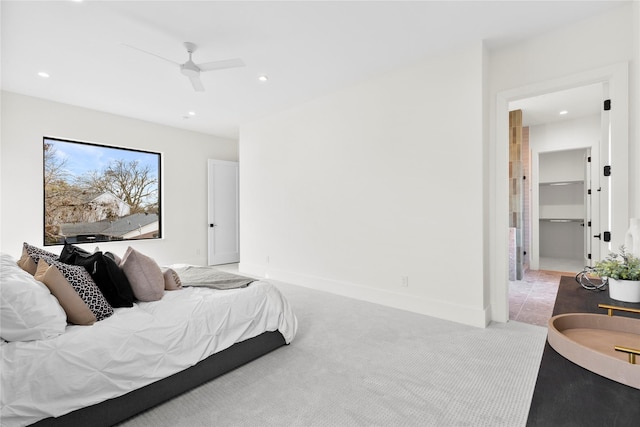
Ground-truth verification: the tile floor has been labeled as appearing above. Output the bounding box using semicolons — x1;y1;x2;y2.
509;269;577;327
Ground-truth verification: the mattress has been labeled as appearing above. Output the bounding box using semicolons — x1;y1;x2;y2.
1;280;297;427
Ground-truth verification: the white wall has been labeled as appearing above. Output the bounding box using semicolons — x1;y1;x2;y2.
529;115;600;156
240;43;489;327
538;149;589;183
0;91;238;265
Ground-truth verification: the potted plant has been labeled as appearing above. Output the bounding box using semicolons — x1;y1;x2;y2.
593;246;640;303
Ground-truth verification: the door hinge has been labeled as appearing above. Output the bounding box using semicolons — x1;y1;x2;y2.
587;189;591;195
588;253;592;260
587;156;591;162
604;165;611;176
588;221;591;227
604;99;611;111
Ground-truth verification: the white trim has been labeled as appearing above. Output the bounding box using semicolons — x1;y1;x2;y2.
240;263;490;328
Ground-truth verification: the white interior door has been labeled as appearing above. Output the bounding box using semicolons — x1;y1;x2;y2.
208;159;239;265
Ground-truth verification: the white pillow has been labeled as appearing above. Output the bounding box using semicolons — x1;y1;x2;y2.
0;253;67;341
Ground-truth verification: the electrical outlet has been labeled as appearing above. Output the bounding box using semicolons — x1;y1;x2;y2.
401;276;409;287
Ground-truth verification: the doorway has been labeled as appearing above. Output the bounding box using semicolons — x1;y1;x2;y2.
536;148;592;272
507;85;604;326
492;62;629;323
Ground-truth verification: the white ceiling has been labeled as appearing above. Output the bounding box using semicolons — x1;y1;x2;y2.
510;83;604;127
0;1;627;139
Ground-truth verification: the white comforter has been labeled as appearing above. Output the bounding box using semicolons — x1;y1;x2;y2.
1;281;297;427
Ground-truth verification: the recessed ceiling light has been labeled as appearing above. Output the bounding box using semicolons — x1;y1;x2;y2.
559;110;568;115
37;72;50;78
258;75;269;82
188;111;196;116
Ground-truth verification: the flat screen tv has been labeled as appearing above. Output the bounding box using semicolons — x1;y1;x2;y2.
43;137;161;246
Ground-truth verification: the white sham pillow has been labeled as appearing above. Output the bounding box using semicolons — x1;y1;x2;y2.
0;253;67;342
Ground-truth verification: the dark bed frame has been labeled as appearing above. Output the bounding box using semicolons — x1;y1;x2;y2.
32;331;286;427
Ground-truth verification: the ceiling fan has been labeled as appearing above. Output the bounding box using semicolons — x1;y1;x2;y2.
125;42;245;92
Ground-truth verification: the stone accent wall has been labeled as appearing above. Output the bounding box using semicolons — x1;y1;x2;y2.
509;110;524;280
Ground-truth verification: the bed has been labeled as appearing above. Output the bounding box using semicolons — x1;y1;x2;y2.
0;248;297;427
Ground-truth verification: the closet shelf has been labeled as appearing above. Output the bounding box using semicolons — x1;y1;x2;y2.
539;180;584;187
539;218;584;223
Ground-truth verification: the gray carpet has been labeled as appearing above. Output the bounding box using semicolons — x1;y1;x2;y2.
120;279;547;427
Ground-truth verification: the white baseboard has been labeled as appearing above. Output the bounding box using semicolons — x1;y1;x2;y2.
240;262;490;328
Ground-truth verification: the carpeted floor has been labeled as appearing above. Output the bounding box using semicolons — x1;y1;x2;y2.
119;279;548;427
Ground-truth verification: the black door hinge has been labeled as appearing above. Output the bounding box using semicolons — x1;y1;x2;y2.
588;253;592;260
588;189;591;195
588;221;591;227
604;165;611;176
604;231;611;242
604;99;611;111
587;156;591;162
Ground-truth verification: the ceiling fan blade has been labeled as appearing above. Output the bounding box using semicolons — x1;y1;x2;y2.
198;58;245;72
122;43;178;65
188;74;205;92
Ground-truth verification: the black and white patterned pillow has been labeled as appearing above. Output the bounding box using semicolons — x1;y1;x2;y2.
50;260;114;321
23;242;58;263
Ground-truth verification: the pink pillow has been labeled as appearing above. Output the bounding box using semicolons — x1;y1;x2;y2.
120;247;164;301
162;268;183;291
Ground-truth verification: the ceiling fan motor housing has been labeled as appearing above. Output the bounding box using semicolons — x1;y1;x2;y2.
181;61;200;77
